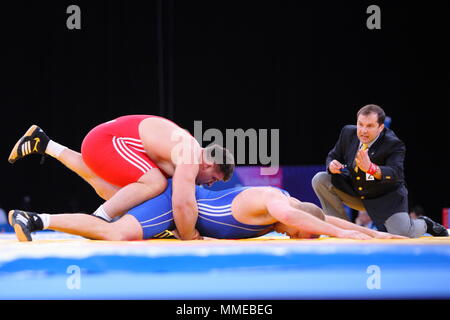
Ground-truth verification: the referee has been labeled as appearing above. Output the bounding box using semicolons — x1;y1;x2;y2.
312;104;448;238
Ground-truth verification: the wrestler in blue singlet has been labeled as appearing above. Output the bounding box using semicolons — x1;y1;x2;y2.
127;179;289;239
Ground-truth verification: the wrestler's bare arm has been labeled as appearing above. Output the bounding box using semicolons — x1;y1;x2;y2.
268;199;343;237
172;163;202;240
288;196;406;239
265;191;372;239
139;118;182;165
325;215;407;239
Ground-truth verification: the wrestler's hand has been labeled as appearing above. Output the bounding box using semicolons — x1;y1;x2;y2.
190;228;204;240
172;228;203;240
336;229;373;240
329;160;344;174
171;229;181;239
373;231;408;239
202;236;217;240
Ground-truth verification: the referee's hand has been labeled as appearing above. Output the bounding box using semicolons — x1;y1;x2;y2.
329;160;344;174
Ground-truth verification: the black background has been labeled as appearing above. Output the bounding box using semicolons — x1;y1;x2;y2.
1;1;449;222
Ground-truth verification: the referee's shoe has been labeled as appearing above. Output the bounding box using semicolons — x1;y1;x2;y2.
8;125;50;164
419;216;449;237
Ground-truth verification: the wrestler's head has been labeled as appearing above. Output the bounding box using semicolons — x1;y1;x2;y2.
274;223;319;239
197;144;235;186
356;104;385;145
274;199;325;239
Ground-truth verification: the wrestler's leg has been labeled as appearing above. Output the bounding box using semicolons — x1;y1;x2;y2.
8;125;119;200
100;168;168;219
46;176;173;240
12;177;173;242
56;148;120;200
47;213;143;240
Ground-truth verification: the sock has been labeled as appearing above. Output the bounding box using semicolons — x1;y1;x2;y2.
45;140;67;159
93;205;113;222
37;213;50;230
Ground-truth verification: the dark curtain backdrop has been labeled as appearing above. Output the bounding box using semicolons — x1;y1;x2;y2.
1;1;449;221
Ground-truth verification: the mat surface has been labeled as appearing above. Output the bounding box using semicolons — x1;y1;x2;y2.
1;232;450;299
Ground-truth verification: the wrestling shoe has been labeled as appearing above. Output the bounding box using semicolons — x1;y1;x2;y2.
152;230;176;239
8;125;50;164
8;210;44;242
418;216;449;237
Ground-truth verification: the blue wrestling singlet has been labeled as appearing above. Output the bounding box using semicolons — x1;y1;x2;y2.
126;180;289;239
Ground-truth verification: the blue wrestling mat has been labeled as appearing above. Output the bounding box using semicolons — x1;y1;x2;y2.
1;232;450;299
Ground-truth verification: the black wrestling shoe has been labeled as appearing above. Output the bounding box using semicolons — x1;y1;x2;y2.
8;125;50;164
419;216;449;237
8;210;43;242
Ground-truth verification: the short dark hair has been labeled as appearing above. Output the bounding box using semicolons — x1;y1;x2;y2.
204;144;235;182
410;205;425;217
357;104;385;125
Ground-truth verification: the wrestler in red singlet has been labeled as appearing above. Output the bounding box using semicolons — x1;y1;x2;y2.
81;115;173;187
